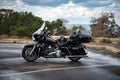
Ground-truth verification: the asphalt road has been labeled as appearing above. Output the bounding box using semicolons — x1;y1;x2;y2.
0;43;120;80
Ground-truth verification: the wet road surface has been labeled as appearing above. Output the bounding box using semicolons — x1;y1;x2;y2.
0;43;120;80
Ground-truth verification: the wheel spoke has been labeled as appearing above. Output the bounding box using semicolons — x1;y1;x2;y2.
22;47;37;62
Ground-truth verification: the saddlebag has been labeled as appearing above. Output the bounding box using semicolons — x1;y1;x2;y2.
79;34;91;43
68;45;87;55
60;45;87;55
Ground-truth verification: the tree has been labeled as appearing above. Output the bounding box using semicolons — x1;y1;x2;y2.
0;9;44;37
90;12;120;37
72;25;85;32
0;9;13;35
46;19;68;35
0;9;68;37
115;25;120;37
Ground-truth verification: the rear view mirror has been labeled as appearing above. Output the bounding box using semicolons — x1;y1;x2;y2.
47;31;51;35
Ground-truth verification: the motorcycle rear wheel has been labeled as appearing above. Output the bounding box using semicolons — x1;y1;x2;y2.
68;57;81;61
22;47;38;62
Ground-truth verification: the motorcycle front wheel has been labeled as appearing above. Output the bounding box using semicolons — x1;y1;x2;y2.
22;47;38;62
68;57;81;61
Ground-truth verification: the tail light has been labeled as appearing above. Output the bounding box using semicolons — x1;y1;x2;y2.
83;44;86;49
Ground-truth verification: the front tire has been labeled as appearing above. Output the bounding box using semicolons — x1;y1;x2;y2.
22;47;38;62
68;57;81;61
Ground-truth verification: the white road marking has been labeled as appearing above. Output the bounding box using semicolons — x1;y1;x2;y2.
0;57;23;61
88;50;105;53
0;64;111;77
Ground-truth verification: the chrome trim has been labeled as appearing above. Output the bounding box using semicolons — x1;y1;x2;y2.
30;45;36;55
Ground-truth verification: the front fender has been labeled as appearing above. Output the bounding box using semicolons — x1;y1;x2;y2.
23;44;35;48
23;44;40;57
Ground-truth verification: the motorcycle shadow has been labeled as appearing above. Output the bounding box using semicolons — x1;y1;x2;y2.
23;58;87;67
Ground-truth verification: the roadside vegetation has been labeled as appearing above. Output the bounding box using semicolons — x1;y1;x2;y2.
89;12;120;55
0;9;86;38
0;9;68;37
118;39;120;44
100;38;112;43
1;9;119;39
90;12;120;38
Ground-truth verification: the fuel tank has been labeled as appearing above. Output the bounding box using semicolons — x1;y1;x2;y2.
45;37;56;44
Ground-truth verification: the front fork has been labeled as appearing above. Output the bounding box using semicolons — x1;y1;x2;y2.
30;45;36;55
29;43;42;57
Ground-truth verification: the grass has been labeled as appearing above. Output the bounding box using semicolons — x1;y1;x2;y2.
117;40;120;44
116;52;120;54
91;37;96;42
100;38;112;43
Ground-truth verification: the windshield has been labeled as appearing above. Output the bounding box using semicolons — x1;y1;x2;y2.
32;22;45;40
33;22;45;35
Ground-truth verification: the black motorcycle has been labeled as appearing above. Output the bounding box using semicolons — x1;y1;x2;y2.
22;22;91;62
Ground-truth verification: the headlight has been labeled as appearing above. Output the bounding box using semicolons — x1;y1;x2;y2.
32;34;40;41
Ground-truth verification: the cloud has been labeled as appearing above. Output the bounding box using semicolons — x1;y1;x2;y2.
39;0;60;3
110;1;120;7
0;0;28;10
14;1;90;21
0;0;120;25
99;0;113;4
30;1;107;22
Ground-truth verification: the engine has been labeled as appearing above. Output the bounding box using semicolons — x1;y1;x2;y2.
45;45;55;53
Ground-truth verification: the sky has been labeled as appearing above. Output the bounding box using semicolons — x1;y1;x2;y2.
0;0;120;25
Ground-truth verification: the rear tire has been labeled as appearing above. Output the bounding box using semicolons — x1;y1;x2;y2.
68;57;81;61
22;47;38;62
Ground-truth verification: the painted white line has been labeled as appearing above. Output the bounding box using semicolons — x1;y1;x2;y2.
88;50;105;53
0;57;23;61
0;64;111;77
